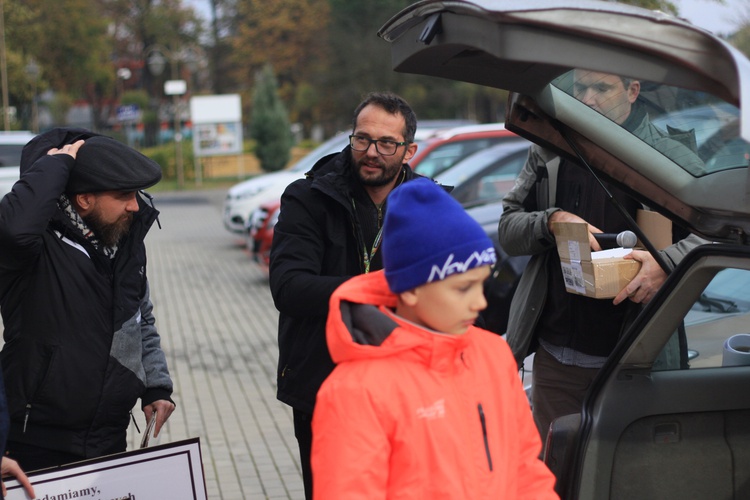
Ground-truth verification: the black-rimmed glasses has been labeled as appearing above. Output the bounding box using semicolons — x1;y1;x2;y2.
349;135;410;156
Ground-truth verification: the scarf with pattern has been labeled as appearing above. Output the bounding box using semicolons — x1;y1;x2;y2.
58;194;118;259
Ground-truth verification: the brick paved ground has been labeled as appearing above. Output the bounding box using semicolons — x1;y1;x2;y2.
128;189;304;499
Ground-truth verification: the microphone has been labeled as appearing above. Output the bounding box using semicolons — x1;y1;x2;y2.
594;230;637;250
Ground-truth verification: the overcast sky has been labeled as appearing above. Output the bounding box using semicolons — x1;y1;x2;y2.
183;0;746;38
678;0;746;34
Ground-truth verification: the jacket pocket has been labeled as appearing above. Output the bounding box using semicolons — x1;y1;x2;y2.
3;342;57;424
5;341;101;429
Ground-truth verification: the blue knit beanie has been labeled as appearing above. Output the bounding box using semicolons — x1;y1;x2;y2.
383;178;497;293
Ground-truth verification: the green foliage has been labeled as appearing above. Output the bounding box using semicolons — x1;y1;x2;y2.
0;0;732;149
617;0;678;14
142;140;195;182
250;65;293;172
121;90;149;109
33;0;113;96
229;0;330;103
48;93;73;125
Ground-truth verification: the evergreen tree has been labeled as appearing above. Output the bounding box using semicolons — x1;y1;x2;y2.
251;64;293;172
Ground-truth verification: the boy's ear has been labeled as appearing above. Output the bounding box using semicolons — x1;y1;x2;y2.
399;289;419;307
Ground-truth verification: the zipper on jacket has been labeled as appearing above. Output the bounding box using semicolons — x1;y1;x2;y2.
23;404;31;433
478;404;493;471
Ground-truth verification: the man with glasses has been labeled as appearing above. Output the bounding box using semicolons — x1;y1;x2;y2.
269;92;420;499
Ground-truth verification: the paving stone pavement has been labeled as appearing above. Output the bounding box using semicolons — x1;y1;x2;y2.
127;188;304;499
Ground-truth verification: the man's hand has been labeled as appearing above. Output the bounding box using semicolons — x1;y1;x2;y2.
1;456;35;498
144;399;176;438
613;250;667;305
47;139;85;159
548;210;604;251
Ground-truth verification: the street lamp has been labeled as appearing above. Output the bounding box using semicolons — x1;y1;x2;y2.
25;58;40;133
146;45;196;190
116;67;135;147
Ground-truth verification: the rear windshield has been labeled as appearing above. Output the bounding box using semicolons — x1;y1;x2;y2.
553;70;744;178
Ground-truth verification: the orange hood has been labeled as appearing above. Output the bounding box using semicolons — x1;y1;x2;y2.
326;270;472;370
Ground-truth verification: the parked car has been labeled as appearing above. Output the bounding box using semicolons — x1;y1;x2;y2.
380;1;750;499
0;131;37;199
246;199;280;273
237;121;514;250
222;131;351;236
223;120;475;237
410;122;519;178
434;139;529;207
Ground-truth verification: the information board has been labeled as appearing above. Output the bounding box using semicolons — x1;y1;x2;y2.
4;438;206;500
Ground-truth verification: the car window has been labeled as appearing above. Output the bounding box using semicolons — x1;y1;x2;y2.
553;69;746;178
654;268;750;371
0;144;25;167
413;137;504;178
471;152;527;204
289;133;350;173
445;150;527;206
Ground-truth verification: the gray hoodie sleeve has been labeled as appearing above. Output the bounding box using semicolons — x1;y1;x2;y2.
498;145;561;257
139;280;174;406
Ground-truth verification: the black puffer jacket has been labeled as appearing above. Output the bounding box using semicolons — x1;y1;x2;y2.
0;141;172;458
269;147;419;414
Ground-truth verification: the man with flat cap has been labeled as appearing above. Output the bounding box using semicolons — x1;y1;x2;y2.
0;128;175;471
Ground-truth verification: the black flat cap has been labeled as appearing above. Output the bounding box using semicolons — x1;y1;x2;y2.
69;136;162;193
20;127;162;193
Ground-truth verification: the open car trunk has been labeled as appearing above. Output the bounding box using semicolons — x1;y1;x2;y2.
380;1;750;498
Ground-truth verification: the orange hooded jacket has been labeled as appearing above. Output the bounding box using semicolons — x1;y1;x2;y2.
311;270;558;499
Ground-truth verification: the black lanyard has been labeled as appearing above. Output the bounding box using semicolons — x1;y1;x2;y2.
351;198;384;274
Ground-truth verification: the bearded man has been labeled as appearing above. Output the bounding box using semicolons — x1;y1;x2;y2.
0;128;174;472
269;92;420;499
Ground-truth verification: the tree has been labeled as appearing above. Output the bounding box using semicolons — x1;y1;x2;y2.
229;0;330;104
251;64;293;172
26;0;114;129
727;0;750;56
100;0;206;145
619;0;678;14
206;0;236;94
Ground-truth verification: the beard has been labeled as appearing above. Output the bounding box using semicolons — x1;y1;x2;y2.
354;152;405;187
83;210;134;247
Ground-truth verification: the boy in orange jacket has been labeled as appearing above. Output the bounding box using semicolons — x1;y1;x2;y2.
311;178;558;499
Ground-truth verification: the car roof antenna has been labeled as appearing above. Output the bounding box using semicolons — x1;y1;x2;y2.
554;123;671;275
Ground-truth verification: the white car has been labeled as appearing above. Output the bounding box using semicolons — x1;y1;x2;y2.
222;132;351;235
0;131;36;199
381;1;750;499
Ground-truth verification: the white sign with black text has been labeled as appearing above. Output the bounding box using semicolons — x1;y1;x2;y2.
4;438;206;500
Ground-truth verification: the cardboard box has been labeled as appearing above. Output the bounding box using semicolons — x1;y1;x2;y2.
552;210;672;299
554;222;640;298
635;209;672;251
